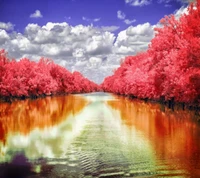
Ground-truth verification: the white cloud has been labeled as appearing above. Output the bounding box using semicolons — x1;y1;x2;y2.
30;10;43;18
117;10;126;20
174;6;189;19
82;16;88;21
25;22;71;44
1;22;156;83
0;29;10;45
124;19;136;24
41;44;61;56
101;26;120;32
82;16;101;22
94;18;101;22
88;56;102;68
114;23;155;55
173;5;197;22
174;3;198;20
157;0;172;7
0;22;14;31
72;48;85;58
126;22;154;36
117;11;136;25
86;31;115;55
125;0;152;6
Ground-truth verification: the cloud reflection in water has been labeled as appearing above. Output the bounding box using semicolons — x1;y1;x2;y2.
0;93;200;177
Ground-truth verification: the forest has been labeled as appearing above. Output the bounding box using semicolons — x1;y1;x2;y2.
101;0;200;107
0;0;200;107
0;50;99;101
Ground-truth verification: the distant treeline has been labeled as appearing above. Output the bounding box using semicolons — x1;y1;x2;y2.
0;50;100;102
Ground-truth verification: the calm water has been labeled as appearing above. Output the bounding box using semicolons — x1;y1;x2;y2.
0;92;200;178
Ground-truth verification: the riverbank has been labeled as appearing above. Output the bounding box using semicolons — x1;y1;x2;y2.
110;93;200;118
0;90;101;103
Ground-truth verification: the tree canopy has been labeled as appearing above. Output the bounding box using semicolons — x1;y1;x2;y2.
102;0;200;104
0;50;99;99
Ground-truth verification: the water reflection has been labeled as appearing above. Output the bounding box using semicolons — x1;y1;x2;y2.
0;93;200;177
0;153;33;178
107;95;200;176
0;95;88;161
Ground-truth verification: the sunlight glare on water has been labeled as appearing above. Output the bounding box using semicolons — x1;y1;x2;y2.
0;93;200;177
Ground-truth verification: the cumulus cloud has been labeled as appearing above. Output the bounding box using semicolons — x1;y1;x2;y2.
1;22;117;83
114;22;155;55
72;48;85;58
126;22;154;36
0;22;14;31
0;29;10;45
117;10;126;20
86;32;115;55
1;22;156;83
88;56;102;68
125;0;152;6
30;10;43;18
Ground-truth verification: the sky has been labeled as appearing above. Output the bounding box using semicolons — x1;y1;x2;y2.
0;0;193;83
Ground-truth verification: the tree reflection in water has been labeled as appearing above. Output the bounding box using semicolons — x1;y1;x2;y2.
0;95;88;159
0;95;88;142
0;93;200;177
106;95;200;176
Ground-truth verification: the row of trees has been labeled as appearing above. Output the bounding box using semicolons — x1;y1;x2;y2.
0;50;100;100
102;0;200;105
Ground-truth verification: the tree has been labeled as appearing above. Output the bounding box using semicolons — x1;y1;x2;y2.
0;52;100;99
102;0;200;105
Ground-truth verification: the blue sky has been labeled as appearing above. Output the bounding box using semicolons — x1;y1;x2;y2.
0;0;186;32
0;0;191;83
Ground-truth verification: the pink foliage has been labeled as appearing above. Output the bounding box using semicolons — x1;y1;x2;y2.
102;0;200;104
0;51;100;99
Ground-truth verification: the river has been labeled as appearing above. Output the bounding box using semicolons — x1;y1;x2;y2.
0;92;200;177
